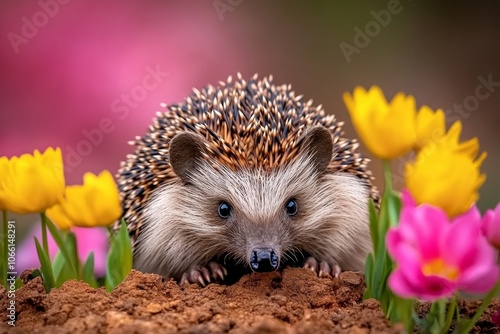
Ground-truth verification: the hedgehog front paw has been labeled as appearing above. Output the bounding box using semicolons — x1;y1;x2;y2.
303;256;341;278
179;261;228;286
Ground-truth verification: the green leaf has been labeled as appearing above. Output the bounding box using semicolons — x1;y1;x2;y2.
387;295;415;331
368;199;379;255
105;220;132;292
31;268;43;279
454;318;473;334
14;277;23;289
51;250;64;277
53;251;75;287
364;253;374;299
45;218;79;277
34;237;56;292
376;193;391;258
51;230;80;286
66;232;80;276
82;252;98;288
364;161;414;330
371;247;388;299
386;190;402;227
370;189;402;299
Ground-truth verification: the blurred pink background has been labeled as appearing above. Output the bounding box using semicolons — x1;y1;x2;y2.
0;1;247;183
1;1;499;242
17;226;108;276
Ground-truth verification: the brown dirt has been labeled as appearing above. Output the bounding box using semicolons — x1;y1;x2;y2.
1;268;499;333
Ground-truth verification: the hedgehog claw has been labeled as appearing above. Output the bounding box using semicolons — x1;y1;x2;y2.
303;256;318;272
331;264;342;278
303;257;341;278
209;262;226;281
179;262;227;286
201;266;211;283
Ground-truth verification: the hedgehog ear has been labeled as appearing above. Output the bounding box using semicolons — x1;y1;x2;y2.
169;132;207;183
301;126;333;173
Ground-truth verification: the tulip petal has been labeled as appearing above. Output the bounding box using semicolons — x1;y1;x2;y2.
459;262;499;294
458;241;499;293
388;193;499;299
0;148;65;214
417;275;457;301
401;190;416;209
46;170;122;228
414;106;446;150
389;268;456;301
442;209;481;268
343;86;416;159
482;204;500;248
393;243;425;288
386;228;402;259
388;268;420;299
406;143;486;218
399;205;447;261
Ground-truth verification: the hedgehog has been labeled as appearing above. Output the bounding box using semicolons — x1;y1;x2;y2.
116;73;378;286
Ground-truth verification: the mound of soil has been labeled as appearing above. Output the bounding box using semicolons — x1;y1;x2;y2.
1;268;499;333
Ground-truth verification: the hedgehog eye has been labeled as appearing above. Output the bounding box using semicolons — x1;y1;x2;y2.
285;199;298;216
218;202;231;219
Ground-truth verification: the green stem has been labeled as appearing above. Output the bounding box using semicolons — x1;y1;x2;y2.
40;212;49;255
2;211;7;287
69;230;81;278
382;160;393;192
443;295;458;334
424;301;444;333
428;300;439;322
107;226;115;243
438;300;446;329
459;280;500;334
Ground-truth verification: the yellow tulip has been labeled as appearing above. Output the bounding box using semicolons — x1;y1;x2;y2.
442;121;480;159
0;147;65;214
414;106;445;150
343;86;417;160
0;157;8;210
405;141;486;218
46;170;122;229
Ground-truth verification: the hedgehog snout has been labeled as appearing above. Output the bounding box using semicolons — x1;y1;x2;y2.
249;248;279;272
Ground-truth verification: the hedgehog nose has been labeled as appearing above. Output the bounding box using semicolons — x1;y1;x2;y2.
250;248;279;272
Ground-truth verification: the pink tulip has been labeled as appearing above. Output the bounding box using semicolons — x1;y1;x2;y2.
387;192;499;301
17;225;109;277
482;203;500;249
401;189;417;208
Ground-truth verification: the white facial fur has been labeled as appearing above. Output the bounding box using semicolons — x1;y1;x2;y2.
134;154;371;280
